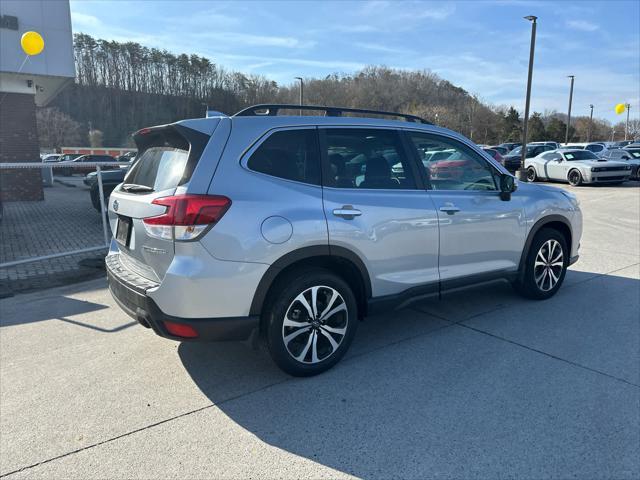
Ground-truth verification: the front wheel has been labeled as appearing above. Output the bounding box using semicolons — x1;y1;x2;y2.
265;268;358;376
513;228;568;300
526;166;537;182
568;169;582;186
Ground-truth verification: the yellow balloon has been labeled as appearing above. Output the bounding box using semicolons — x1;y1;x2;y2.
615;103;626;115
21;31;44;56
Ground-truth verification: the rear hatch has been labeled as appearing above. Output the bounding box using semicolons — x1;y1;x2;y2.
108;122;215;282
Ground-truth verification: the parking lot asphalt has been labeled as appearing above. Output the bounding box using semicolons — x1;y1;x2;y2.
1;183;638;479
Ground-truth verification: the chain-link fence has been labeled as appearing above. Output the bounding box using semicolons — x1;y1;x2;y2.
0;161;125;296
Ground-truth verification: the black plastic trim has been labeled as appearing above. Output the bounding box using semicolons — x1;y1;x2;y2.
234;104;431;124
517;215;573;280
367;281;439;315
367;269;518;314
107;267;258;342
249;245;372;316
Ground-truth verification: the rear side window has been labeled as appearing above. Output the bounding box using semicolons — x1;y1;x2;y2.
586;144;604;153
247;129;320;185
322;128;417;189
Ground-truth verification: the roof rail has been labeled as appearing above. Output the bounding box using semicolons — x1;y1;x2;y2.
233;104;431;124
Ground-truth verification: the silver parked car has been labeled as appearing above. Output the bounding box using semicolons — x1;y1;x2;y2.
107;104;583;376
525;149;631;185
601;148;640;180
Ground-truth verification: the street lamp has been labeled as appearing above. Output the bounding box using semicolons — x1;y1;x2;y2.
294;77;304;115
519;15;537;181
625;103;631;141
588;104;594;142
565;75;575;144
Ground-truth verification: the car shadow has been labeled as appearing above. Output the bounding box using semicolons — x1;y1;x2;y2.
177;269;639;478
0;294;109;327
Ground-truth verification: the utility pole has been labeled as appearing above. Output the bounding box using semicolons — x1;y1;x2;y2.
294;77;304;115
587;104;593;142
519;15;537;181
565;75;575;144
625;103;631;141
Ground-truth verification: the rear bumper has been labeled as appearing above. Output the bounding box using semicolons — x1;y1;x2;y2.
106;256;259;342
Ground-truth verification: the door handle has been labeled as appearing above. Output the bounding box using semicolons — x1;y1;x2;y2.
439;204;460;215
333;205;362;219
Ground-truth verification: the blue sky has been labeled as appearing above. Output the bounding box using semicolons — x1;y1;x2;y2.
69;0;639;123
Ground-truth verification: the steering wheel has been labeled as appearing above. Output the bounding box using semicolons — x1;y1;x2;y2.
463;178;494;191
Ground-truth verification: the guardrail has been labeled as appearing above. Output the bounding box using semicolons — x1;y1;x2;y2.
0;161;126;268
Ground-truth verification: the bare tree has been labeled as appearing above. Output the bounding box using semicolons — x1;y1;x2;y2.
35;107;84;148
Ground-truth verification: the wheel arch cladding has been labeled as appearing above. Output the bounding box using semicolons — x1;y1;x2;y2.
249;245;371;319
518;215;572;277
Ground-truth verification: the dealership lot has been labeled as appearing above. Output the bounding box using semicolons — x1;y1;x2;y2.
1;183;638;479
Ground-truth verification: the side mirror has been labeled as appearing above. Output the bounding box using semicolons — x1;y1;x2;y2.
500;174;516;201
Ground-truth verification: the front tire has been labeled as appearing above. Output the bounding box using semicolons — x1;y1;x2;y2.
514;228;568;300
526;166;537;182
568;169;582;186
265;268;358;376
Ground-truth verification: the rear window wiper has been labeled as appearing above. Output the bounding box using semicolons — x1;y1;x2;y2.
121;183;154;193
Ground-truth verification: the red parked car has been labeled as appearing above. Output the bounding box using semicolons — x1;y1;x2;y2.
483;148;505;165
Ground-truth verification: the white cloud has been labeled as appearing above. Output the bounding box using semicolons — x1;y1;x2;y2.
358;0;455;26
354;42;414;55
566;20;599;32
71;12;101;28
194;32;315;49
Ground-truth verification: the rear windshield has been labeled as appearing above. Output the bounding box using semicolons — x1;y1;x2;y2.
124;147;189;191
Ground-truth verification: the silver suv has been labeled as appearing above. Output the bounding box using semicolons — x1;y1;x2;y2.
107;104;582;376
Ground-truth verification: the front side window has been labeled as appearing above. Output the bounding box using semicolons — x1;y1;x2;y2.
409;132;497;191
322;128;416;189
247;129;320;185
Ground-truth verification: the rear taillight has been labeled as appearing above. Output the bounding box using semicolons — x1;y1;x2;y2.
143;194;231;241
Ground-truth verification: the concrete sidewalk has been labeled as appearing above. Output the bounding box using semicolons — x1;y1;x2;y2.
1;184;638;479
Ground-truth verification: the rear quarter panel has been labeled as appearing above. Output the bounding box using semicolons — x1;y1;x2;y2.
199;124;328;265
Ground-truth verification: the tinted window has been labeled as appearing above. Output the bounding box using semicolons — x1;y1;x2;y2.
586;144;604;152
247;129;320;185
322;129;416;189
409;132;497;191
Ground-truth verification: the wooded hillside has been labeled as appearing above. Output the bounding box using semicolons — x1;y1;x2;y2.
41;33;632;148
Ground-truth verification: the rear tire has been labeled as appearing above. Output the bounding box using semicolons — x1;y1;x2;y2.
264;268;358;376
513;228;568;300
568;169;582;186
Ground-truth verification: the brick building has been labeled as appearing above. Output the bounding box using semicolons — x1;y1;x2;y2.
0;0;74;201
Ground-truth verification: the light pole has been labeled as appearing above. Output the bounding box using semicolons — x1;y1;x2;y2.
519;15;537;181
611;127;616;142
587;104;594;142
565;75;575;144
294;77;304;115
625;103;631;141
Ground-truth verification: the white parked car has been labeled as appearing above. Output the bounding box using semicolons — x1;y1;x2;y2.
525;149;631;186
